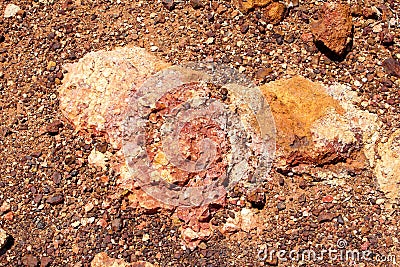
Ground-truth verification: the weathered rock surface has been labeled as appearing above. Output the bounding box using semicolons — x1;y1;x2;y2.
91;252;154;267
261;76;400;204
261;76;380;173
59;46;172;219
59;45;397;255
310;3;352;56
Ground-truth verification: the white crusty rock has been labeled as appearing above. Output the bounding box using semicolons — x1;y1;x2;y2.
374;130;400;205
4;4;21;18
88;149;109;171
59;45;170;149
0;228;9;251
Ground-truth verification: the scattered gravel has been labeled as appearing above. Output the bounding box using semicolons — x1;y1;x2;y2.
0;0;399;266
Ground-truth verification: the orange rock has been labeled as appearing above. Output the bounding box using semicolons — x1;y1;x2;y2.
263;2;286;25
232;0;273;13
261;76;345;169
3;211;14;221
261;76;380;173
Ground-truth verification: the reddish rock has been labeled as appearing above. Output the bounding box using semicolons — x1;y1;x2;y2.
260;77;346;169
180;227;212;250
40;257;52;267
3;212;14;221
46;195;64;205
360;241;370;251
382;58;400;77
310;3;353;56
97;218;108;228
380;29;394;45
322;195;334;203
22;254;38;267
59;46;169;150
317;211;336;223
220;208;260;235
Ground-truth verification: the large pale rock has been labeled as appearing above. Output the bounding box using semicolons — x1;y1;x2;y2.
59;46;220;249
261;76;380;172
310;3;352;56
220;208;260;234
59;45;169;149
4;4;21;18
374;130;400;204
91;252;154;267
0;228;9;252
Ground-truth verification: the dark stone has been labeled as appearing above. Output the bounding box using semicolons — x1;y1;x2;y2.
246;189;265;209
111;219;122;231
277;202;286;211
383;58;400;77
51;42;61;50
337;214;345;225
162;0;175;11
190;0;204;9
240;24;249;34
46;120;63;135
46;195;64;205
317;211;336;223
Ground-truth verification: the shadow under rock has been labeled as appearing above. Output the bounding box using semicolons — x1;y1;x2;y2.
0;235;14;256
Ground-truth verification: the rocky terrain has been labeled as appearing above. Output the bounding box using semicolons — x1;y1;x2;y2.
0;0;399;266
